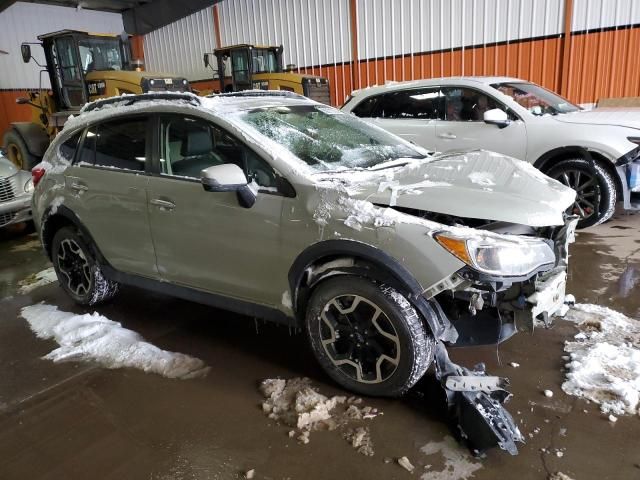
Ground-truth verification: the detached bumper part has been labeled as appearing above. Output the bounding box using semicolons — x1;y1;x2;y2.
434;342;524;455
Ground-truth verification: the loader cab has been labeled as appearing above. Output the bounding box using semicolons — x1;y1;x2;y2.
35;30;131;112
209;44;283;92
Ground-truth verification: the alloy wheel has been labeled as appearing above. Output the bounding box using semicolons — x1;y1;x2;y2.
320;294;401;384
56;238;92;296
551;168;601;220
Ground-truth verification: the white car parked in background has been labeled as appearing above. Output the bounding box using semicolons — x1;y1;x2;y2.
341;77;640;228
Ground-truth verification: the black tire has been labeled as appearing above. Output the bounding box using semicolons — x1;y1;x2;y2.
51;226;119;306
546;158;617;229
3;129;37;171
305;276;434;397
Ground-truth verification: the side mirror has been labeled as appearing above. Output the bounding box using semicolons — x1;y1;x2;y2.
203;53;212;68
483;108;510;129
16;97;30;104
201;164;256;208
21;44;31;63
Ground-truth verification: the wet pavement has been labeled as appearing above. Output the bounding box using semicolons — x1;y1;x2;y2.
0;211;639;480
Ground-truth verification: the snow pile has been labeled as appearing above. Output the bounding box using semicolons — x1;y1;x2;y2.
419;436;482;480
20;303;209;379
562;303;640;415
468;171;496;187
18;267;58;294
259;377;381;454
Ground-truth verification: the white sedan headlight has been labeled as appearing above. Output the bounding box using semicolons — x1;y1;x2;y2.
24;178;34;193
435;232;555;277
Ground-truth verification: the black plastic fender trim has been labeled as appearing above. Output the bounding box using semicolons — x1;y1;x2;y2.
287;239;452;340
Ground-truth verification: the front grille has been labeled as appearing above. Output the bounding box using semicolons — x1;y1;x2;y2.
0;211;16;227
0;177;16;202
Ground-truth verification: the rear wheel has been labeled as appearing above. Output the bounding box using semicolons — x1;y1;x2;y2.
547;158;616;229
51;227;119;305
3;130;37;171
305;276;434;397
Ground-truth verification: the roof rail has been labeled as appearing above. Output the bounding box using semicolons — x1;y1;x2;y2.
81;92;201;114
209;90;306;100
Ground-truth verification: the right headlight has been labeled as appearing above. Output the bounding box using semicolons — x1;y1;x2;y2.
434;232;555;277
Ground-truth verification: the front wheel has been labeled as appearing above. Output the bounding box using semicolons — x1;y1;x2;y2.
3;129;37;171
51;227;119;305
305;276;434;397
547;158;617;229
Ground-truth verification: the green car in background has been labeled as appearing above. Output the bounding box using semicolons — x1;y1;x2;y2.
31;91;578;454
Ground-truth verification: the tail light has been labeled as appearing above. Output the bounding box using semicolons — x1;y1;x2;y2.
32;167;45;187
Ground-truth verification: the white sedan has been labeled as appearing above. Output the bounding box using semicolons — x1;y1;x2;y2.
341;77;640;228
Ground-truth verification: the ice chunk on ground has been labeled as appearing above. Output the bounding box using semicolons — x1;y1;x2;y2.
562;304;640;415
544;389;554;398
419;436;482;480
20;303;209;379
259;377;381;454
18;267;58;294
549;473;576;480
397;456;415;472
343;427;374;456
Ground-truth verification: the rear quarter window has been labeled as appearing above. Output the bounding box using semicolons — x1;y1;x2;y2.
58;132;82;163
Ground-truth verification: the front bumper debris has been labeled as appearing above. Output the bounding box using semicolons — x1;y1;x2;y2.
434;342;524;455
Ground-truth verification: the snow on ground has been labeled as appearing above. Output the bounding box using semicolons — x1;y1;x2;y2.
20;303;209;379
259;377;381;455
419;436;482;480
562;303;640;415
18;267;58;294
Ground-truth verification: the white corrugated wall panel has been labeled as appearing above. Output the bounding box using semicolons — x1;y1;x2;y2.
0;2;124;89
357;0;565;60
218;0;351;70
572;0;640;31
143;8;217;82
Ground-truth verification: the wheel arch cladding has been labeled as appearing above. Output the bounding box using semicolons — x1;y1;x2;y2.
42;205;107;265
288;239;454;341
535;146;623;199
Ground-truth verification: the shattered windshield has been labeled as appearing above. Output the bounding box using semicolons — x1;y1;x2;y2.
237;104;426;171
491;82;580;116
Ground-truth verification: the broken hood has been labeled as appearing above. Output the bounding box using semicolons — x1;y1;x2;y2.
331;150;576;227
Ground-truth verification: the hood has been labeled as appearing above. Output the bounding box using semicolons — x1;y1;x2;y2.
327;150;576;227
553;108;640;130
0;155;18;178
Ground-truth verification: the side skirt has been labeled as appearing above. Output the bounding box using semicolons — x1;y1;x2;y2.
101;265;297;328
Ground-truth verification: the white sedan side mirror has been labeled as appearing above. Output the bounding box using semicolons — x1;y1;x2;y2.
483;108;511;129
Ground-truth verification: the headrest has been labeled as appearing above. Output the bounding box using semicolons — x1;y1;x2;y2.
181;129;212;157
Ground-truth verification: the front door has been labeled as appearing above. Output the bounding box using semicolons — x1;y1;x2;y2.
435;86;528;160
62;115;157;277
52;35;87;109
146;114;290;305
230;48;251;91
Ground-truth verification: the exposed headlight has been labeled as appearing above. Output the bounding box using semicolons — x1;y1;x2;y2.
24;178;34;193
435;232;555;277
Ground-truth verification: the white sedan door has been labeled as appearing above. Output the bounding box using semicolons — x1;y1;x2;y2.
435;86;528;161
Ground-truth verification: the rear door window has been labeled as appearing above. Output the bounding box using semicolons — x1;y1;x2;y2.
378;88;444;119
93;117;148;171
59;131;82;163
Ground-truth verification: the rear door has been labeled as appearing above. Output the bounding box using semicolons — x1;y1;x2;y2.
353;88;442;151
145;114;291;305
62;115;157;277
435;86;527;160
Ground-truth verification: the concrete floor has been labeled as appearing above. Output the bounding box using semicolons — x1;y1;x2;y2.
0;211;639;480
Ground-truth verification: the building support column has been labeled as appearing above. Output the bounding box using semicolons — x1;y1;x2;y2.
349;0;359;91
559;0;574;97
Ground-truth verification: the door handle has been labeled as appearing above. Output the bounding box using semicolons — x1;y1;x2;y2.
70;183;88;192
438;132;457;139
150;198;176;210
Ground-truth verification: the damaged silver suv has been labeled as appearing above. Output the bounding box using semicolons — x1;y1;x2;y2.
32;92;577;454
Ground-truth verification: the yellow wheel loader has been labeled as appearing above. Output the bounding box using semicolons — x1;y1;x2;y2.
202;44;330;105
3;30;191;170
